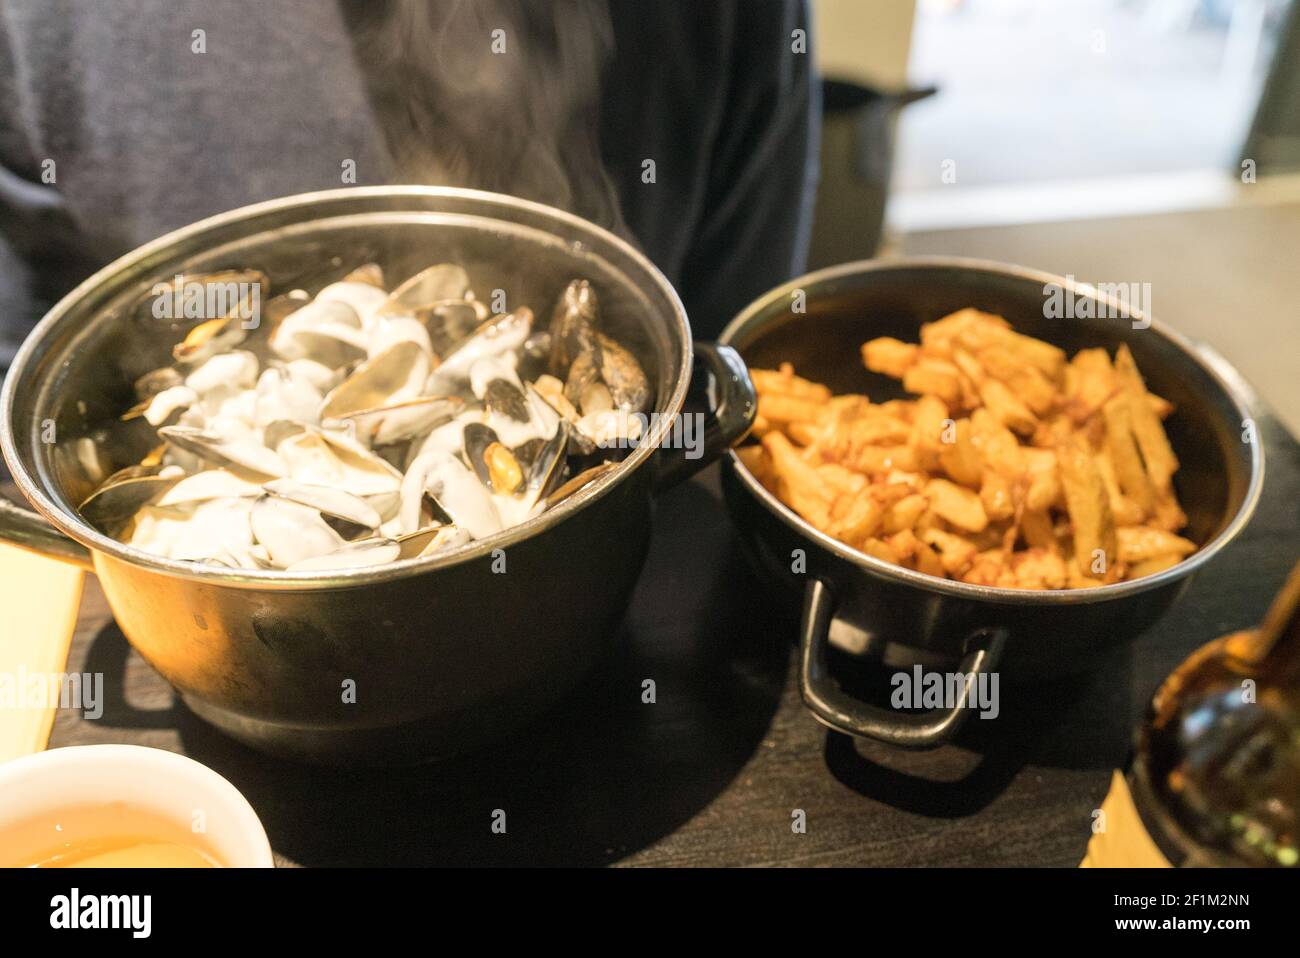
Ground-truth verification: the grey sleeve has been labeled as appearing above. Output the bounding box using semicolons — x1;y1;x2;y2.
0;12;42;371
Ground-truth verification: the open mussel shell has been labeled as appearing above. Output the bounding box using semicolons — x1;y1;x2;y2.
319;340;431;420
269;298;369;367
463;423;525;495
471;356;530;422
343;263;386;289
133;269;265;331
402;451;502;539
332;395;462;447
286;536;401;572
158;425;289;479
159;269;269;364
377;263;471;316
427;307;533;391
391;525;471;560
542;460;618;510
249;496;345;568
525;421;569;500
156;469;264;506
272;424;404;496
264;478;382;530
421;300;486;357
78;466;180;534
133;367;184;401
122;384;197;426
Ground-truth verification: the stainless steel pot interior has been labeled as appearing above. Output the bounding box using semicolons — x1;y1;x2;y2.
721;257;1265;606
1;187;692;588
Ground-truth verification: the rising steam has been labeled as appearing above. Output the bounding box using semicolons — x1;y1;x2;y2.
348;0;626;233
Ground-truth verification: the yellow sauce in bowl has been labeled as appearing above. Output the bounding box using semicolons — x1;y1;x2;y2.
3;802;224;868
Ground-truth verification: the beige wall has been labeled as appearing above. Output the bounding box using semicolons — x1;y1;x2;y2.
814;0;916;89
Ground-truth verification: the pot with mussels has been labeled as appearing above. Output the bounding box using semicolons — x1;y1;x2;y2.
0;187;755;764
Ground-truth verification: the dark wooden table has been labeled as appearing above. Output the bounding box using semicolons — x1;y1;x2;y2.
36;414;1300;867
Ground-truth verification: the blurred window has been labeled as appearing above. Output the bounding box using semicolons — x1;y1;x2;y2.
895;0;1292;192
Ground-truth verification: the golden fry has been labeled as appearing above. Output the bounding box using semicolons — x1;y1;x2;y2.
925;478;989;533
1116;525;1196;564
1115;345;1178;493
1057;434;1119;581
903;358;964;407
939;418;983;488
750;364;833;402
861;337;918;379
758;393;824;426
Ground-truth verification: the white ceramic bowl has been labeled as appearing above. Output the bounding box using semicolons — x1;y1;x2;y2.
0;744;273;867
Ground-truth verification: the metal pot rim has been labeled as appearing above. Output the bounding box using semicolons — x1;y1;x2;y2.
1;186;693;590
720;255;1266;607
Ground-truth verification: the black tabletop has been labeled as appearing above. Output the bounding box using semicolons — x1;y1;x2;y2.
47;414;1300;867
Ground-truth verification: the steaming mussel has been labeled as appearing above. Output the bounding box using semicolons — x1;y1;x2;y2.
549;279;649;413
79;259;651;570
78;465;181;535
464;424;524;494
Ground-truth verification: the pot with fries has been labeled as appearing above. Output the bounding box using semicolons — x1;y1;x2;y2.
720;258;1263;748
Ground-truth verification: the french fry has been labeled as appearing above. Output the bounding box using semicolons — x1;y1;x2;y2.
970;325;1067;382
963;549;1010;587
844;444;919;475
762;432;833;528
1150;488;1188;532
1023;448;1062;512
787;420;819;446
860;537;902;565
1116;526;1196;564
939;418;984;488
903;358;965;407
920;308;996;352
758;393;824;426
979;347;1059;415
921;528;978;576
1095;447;1148;528
828;495;884;546
750;364;833;402
1011;548;1068;590
1115;345;1178;493
1019;507;1058;551
1128;553;1183;578
970;408;1025;477
1102;394;1154;517
977;377;1039;436
1057;434;1118;580
882;493;929;534
861;337;918;379
925;478;989;533
980;471;1016;522
818;462;868;497
1064;348;1116;424
911;394;949;469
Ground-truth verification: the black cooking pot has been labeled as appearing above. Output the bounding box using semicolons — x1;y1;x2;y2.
0;187;757;765
719;258;1264;747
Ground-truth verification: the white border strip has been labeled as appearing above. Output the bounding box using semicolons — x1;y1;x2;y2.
888;169;1300;233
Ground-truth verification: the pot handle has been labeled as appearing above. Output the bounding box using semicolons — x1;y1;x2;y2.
0;498;94;570
655;341;757;491
799;578;1007;748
